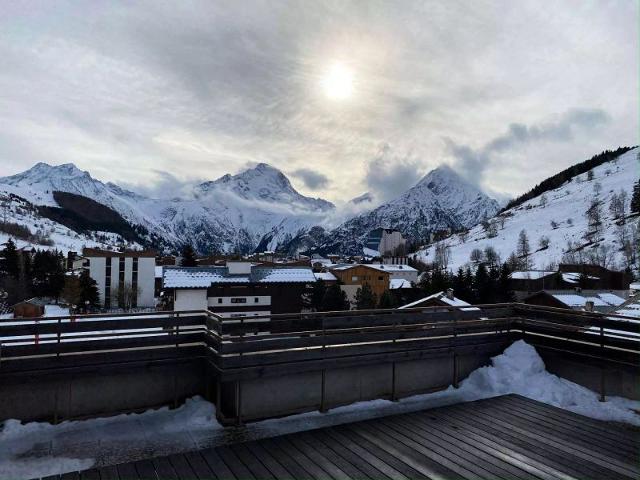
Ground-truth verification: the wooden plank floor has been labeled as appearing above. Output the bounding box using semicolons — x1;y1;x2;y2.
40;394;640;480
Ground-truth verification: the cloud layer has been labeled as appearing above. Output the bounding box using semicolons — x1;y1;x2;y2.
0;1;637;201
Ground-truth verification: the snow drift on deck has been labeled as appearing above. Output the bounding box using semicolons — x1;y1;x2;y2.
1;340;638;479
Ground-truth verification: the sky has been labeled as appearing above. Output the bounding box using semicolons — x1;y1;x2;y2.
0;0;637;205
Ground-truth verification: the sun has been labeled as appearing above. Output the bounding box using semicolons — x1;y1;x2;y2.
321;63;354;100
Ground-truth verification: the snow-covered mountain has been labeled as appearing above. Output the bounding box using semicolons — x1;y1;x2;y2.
414;148;640;272
0;162;335;253
292;165;500;255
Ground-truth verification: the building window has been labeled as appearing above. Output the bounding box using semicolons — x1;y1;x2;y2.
351;276;359;281
231;298;247;303
105;258;112;308
254;297;259;303
217;298;222;304
378;276;384;281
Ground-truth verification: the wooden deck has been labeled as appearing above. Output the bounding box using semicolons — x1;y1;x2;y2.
41;394;639;480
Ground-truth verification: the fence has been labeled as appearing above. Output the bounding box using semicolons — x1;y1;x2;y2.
0;304;638;424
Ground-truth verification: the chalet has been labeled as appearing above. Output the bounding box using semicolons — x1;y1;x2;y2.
558;264;632;290
398;289;478;311
163;262;315;318
523;290;626;313
509;271;560;299
83;248;156;309
330;263;417;298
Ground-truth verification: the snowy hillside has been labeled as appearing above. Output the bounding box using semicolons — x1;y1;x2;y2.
414;148;640;272
300;165;500;255
0;163;335;254
0;191;136;253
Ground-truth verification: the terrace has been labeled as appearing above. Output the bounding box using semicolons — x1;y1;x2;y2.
0;303;638;478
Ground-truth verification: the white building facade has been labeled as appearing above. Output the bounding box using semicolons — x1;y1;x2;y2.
83;248;156;308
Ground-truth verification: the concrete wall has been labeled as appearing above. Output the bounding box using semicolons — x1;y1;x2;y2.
228;344;508;423
175;289;208;311
537;348;640;400
0;360;205;423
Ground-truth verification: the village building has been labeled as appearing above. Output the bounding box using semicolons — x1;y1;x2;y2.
162;261;315;318
523;290;626;313
329;263;418;304
363;228;406;257
83;248;156;309
398;289;478;311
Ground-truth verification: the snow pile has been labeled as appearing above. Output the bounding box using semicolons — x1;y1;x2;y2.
0;397;219;479
458;340;640;425
2;341;639;479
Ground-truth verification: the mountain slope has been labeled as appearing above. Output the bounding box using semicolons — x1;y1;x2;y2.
414;148;640;272
296;165;500;255
0;162;335;254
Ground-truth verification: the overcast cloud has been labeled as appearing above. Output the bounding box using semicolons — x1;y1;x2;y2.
0;0;637;202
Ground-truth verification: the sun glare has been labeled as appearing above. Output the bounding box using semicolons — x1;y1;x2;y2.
321;63;354;100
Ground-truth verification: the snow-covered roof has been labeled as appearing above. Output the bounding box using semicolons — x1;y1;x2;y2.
164;268;228;288
510;271;555;280
630;282;640;291
155;266;163;279
163;266;315;288
252;268;316;283
314;272;338;282
331;263;417;273
362;247;380;258
561;272;600;284
596;293;625;307
399;291;478;310
311;258;333;266
390;278;412;289
552;294;609;307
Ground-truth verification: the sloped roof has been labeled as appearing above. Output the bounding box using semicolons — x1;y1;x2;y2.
399;291;478;310
163;266;314;288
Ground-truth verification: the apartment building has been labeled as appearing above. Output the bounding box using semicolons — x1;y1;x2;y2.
83;248;156;308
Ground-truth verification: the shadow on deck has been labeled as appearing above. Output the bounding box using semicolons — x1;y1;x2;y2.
38;394;639;480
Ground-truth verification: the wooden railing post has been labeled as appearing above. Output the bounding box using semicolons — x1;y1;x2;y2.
599;325;606;402
320;316;327;412
391;320;398;402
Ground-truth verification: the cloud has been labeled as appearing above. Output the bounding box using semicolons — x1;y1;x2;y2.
364;144;424;203
0;1;636;201
290;168;329;190
120;170;201;199
447;108;610;185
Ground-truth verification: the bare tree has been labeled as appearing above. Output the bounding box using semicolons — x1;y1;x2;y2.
433;241;450;271
516;229;531;269
539;194;548;208
470;248;483;264
483;245;500;267
117;282;142;311
585;198;603;242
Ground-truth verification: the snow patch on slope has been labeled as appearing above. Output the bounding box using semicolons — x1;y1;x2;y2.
415;147;640;270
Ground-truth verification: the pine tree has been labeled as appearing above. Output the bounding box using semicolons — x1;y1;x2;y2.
377;290;398;309
78;270;100;311
631;180;640;214
497;263;515;302
180;244;197;267
0;239;19;278
308;279;327;311
355;283;377;310
321;284;349;311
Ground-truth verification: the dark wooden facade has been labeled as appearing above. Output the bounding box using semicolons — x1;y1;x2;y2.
207;282;310;315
